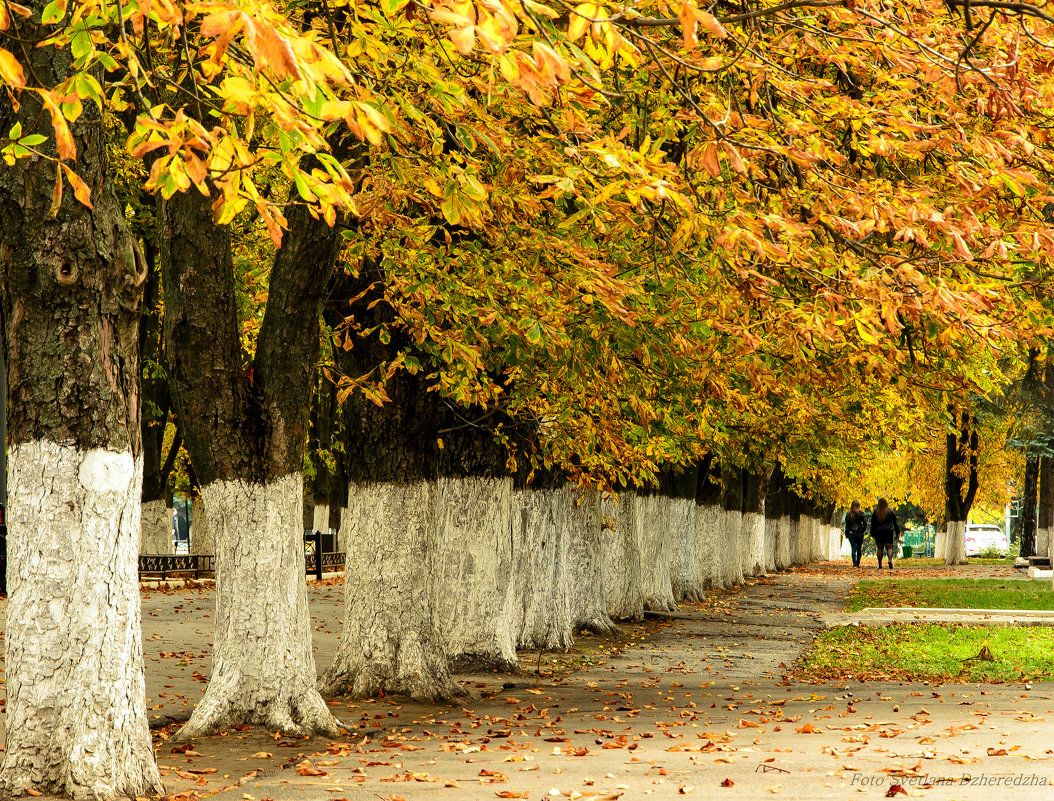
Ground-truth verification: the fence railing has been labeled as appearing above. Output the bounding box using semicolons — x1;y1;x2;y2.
139;533;346;581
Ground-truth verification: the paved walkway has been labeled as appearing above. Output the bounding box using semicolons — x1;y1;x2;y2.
825;607;1054;627
3;565;1054;800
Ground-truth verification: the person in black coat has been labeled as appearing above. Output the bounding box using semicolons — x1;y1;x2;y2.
844;500;867;568
871;497;901;569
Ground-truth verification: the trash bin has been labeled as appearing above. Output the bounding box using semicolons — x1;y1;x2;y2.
902;545;913;558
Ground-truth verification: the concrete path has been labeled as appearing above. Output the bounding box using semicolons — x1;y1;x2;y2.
825;607;1054;627
3;564;1054;800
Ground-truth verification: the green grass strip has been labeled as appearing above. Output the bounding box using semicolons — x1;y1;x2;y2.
798;624;1054;683
845;579;1054;613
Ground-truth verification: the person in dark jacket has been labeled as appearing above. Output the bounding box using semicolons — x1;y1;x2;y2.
871;497;900;569
845;500;867;568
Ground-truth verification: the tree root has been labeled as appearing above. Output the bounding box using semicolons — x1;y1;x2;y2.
171;681;340;743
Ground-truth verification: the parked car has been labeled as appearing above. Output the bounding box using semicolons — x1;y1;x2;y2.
965;524;1008;557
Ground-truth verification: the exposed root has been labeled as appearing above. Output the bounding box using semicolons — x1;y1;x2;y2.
321;658;466;703
171;681;340;743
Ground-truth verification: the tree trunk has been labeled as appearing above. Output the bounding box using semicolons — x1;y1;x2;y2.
433;474;519;672
741;469;770;577
177;474;337;738
944;409;979;566
694;457;722;588
1038;456;1053;560
190;496;213;554
565;488;619;635
1021;453;1039;558
321;480;461;700
601;491;644;621
324;295;459;698
669;467;702;602
513;486;573;650
308;378;336;535
764;466;784;573
162;182;341;738
141;499;172;553
721;466;745;585
0;15;161;789
636;483;677;612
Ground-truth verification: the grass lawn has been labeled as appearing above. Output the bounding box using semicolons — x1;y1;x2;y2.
845;578;1054;612
797;624;1054;683
880;556;1016;567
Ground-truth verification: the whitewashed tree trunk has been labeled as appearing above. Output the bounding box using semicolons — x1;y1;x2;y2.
934;528;948;560
669;497;703;602
322;481;462;700
792;516;805;564
944;520;968;566
601;491;644;621
513;487;574;650
2;443;162;799
141;499;172;554
722;509;745;585
694;503;722;589
190;496;213;554
809;517;822;562
432;476;519;672
565;488;620;635
829;526;842;560
741;511;766;577
775;516;791;570
763;516;778;574
175;474;339;740
1036;526;1051;560
311;502;330;534
636;493;677;611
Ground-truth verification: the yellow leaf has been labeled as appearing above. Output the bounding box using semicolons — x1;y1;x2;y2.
567;3;596;42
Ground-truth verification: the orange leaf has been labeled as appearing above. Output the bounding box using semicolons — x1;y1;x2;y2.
0;46;25;87
39;90;76;159
61;164;93;208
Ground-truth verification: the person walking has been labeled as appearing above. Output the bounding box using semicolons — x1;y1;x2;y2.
871;497;901;569
845;500;867;568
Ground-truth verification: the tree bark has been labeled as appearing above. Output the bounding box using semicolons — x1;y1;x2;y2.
1020;453;1039;558
601;490;644;621
433;474;519;672
741;469;770;576
720;466;745;585
0;11;161;790
141;499;172;553
323;267;460;699
513;485;574;650
322;480;461;700
694;457;722;588
190;496;213;554
944;409;979;566
636;480;677;612
668;467;702;602
162;184;341;739
1038;456;1053;560
565;487;619;635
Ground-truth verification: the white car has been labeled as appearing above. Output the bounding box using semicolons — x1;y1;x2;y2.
964;524;1008;557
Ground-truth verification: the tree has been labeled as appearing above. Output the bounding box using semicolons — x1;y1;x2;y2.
0;0;161;794
161;183;344;739
944;409;981;565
